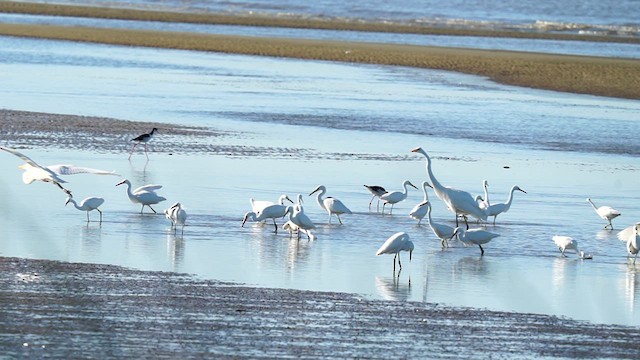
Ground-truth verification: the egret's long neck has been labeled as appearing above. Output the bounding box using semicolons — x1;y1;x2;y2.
483;183;490;205
422;185;429;202
315;189;326;211
68;198;81;211
124;182;135;201
503;187;518;211
426;203;433;224
422;151;445;197
587;199;598;211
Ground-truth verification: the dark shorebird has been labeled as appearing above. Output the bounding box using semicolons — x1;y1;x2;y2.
128;128;158;159
364;184;386;211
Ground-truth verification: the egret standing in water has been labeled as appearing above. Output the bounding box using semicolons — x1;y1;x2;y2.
484;185;527;225
411;147;487;227
284;204;316;240
617;223;640;263
587;198;621;230
450;227;500;255
380;180;418;214
478;180;490;210
309;185;352;224
242;203;290;233
65;195;105;223
116;179;166;214
128;127;158;159
424;200;456;248
364;185;386;212
376;232;414;272
552;235;580;257
409;181;433;224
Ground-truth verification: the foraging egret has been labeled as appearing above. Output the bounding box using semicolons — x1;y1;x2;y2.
284;204;316;240
250;194;293;213
617;223;640;263
484;186;527;225
380;180;418;214
552;235;580;257
283;220;299;238
128;127;158;159
171;203;187;235
424;200;456;248
309;185;352;224
242;203;290;233
376;232;414;272
364;185;386;211
479;180;490;210
116;179;166;214
165;202;180;227
411;147;487;227
587;198;621;230
409;181;433;224
65;196;105;223
451;227;500;255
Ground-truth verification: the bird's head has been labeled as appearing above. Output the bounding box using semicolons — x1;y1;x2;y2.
284;195;294;204
407;181;418;190
483;180;489;187
408;242;415;262
151;128;159;134
309;186;323;196
410;147;423;153
241;212;252;227
423;181;433;189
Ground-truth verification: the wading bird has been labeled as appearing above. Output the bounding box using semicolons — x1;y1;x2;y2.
284;204;316;240
484;186;527;225
242;203;290;233
409;181;433;224
171;203;188;235
128;127;158;159
376;232;414;272
65;195;105;223
116;179;166;214
250;194;293;213
165;202;180;227
424;200;456;248
552;235;580;257
617;223;640;263
478;180;490;210
364;185;386;211
380;180;418;214
450;227;500;255
411;147;487;227
309;185;352;224
587;198;621;230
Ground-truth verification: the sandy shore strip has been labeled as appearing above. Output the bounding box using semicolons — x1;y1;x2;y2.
1;256;638;359
0;16;639;100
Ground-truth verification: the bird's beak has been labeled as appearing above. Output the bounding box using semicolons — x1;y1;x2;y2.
519;188;527;194
116;180;125;186
241;216;248;227
286;196;294;204
309;189;317;196
410;147;420;153
65;198;70;206
410;183;418;190
409;250;413;262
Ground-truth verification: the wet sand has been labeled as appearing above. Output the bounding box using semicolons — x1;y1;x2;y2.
0;4;639;99
2;255;639;358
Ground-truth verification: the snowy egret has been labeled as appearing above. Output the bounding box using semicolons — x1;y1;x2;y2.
116;179;166;214
450;227;500;255
617;223;640;263
309;185;352;224
380;180;418;214
242;203;290;233
552;235;580;257
165;202;180;227
376;232;414;272
250;194;293;213
284;204;316;240
364;185;386;211
128;127;158;159
409;181;433;224
171;203;187;235
587;198;621;230
424;200;456;248
484;186;527;225
411;147;487;227
65;196;105;223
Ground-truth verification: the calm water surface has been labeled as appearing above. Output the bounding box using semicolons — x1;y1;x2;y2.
0;37;639;326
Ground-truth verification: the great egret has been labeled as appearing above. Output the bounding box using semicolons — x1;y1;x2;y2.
250;194;293;213
116;179;166;214
411;147;487;227
552;235;580;257
587;198;621;230
309;185;352;224
284;204;316;240
450;227;500;255
617;223;640;263
409;181;433;224
364;185;386;211
484;186;527;225
376;232;414;272
424;200;456;248
65;196;105;223
128;127;158;159
380;180;418;214
242;203;290;233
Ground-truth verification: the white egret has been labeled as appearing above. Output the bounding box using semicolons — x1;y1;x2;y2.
376;232;414;272
65;196;105;223
128;127;158;159
283;220;300;238
250;194;293;213
309;185;352;224
380;180;418;214
411;147;487;227
424;200;456;249
165;202;180;227
116;179;166;214
587;198;621;230
478;180;490;210
484;186;527;225
552;235;580;257
242;203;289;233
284;205;316;240
451;227;500;255
617;223;640;263
409;181;433;224
171;203;188;235
364;185;386;211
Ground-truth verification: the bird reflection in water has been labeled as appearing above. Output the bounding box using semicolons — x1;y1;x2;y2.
375;272;412;301
166;233;185;272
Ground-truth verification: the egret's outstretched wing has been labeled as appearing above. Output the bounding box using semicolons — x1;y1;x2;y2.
47;164;120;176
617;224;637;242
0;145;46;169
134;184;163;193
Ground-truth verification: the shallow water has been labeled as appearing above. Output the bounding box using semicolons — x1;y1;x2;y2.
0;37;640;326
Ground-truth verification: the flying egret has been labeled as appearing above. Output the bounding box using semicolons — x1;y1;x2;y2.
424;200;456;249
380;180;418;214
250;194;293;214
411;147;487;227
450;227;500;255
587;198;621;230
116;179;166;214
309;185;352;224
552;235;580;257
128;127;158;159
409;181;433;224
284;204;316;240
484;186;527;225
242;203;290;233
65;195;105;223
617;223;640;263
376;232;414;272
364;185;386;211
